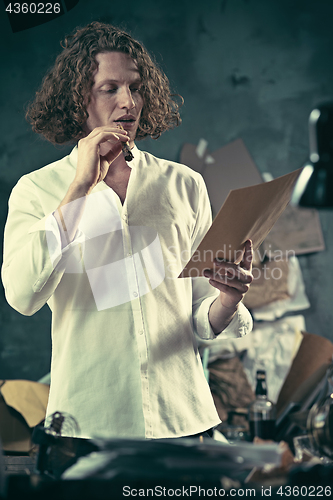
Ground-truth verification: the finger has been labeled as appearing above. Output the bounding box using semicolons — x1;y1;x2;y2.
208;279;245;299
207;274;251;293
99;130;130;158
102;142;123;164
83;127;129;145
99;133;129;148
213;258;251;277
206;265;252;284
241;239;253;271
88;124;129;136
212;261;241;280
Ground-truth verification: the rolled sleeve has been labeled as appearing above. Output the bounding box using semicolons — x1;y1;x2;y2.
214;301;253;340
194;296;253;341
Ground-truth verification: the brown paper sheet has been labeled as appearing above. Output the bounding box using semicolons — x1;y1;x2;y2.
180;139;324;257
180;142;207;173
0;379;49;428
180;168;302;278
262;204;325;256
276;332;333;416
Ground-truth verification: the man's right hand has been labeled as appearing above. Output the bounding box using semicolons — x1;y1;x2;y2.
74;125;129;195
55;125;129;241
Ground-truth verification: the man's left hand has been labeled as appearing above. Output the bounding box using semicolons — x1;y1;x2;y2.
204;239;253;313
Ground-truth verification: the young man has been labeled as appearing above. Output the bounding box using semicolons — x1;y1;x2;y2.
2;22;253;439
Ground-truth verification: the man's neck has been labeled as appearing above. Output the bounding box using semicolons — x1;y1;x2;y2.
104;152;132;204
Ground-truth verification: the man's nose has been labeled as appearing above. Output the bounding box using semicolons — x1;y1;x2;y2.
118;87;135;110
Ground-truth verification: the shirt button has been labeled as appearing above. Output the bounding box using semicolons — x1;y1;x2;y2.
127;252;132;258
122;214;128;222
139;330;144;335
133;292;138;297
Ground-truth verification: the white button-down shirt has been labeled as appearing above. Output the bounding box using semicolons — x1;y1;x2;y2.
2;145;252;439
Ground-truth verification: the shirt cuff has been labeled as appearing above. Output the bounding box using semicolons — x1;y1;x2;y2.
215;301;253;340
195;299;253;342
193;295;219;340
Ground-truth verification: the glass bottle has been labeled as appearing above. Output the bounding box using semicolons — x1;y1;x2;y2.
248;369;276;441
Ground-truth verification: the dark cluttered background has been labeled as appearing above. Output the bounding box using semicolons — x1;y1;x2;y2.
0;0;332;382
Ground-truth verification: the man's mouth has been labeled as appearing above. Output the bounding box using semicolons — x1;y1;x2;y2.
115;119;136;130
115;115;136;125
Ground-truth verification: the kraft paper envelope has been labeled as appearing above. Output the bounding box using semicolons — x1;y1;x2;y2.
180;168;302;278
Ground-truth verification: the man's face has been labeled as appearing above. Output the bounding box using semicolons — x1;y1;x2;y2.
85;51;144;147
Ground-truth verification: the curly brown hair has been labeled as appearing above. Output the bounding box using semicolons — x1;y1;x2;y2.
26;22;183;144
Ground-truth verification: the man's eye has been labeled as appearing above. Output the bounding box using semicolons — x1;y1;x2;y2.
106;88;117;93
131;87;141;93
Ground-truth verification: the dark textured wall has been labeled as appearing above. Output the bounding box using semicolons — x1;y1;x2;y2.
0;0;332;381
